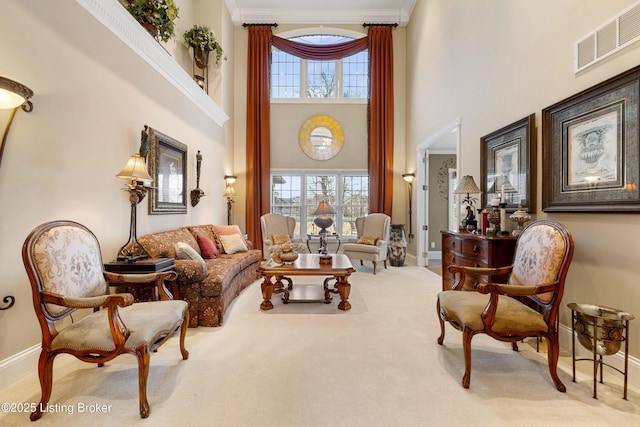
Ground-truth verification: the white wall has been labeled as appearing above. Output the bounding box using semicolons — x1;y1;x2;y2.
406;0;640;361
0;0;233;377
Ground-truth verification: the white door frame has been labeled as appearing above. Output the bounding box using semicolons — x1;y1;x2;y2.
415;119;461;267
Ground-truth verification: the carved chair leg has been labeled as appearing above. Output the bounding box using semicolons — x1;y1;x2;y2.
436;299;446;345
462;328;474;389
31;350;55;421
384;260;387;269
372;261;377;275
360;260;363;266
179;312;190;360
546;333;566;392
511;341;519;351
136;346;151;418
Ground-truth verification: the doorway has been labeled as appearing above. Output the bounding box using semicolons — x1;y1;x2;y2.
415;119;460;268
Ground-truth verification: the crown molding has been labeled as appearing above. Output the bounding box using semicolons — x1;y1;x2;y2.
225;0;415;27
76;0;229;126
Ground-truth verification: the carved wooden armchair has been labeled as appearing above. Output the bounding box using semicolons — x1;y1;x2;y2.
436;219;574;391
22;220;189;420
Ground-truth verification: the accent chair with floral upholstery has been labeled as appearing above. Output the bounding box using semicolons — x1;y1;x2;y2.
22;220;189;420
436;219;574;392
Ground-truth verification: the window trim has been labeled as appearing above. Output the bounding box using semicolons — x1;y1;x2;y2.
270;169;369;238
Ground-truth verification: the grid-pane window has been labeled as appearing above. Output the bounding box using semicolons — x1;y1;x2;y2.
307;60;336;98
271;175;302;235
271;50;300;98
343;51;368;99
271;33;368;102
341;175;370;235
270;172;369;237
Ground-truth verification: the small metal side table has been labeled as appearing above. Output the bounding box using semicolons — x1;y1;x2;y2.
104;257;177;301
568;302;635;400
306;233;341;254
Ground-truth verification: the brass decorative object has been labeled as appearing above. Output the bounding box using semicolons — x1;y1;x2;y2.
190;150;205;207
116;153;153;261
568;303;635;400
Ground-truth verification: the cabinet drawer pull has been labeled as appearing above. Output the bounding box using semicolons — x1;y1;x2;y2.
474;263;480;268
472;244;479;253
452;256;455;264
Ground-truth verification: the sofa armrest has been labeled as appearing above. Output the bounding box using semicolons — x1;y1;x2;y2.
174;259;208;283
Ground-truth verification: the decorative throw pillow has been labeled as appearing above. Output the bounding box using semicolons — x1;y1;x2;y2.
356;236;378;246
219;233;248;254
196;234;220;259
213;225;248;253
174;242;205;262
272;234;291;245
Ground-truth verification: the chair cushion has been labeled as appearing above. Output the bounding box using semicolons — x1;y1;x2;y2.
356;235;378;245
437;290;548;334
272;234;291;245
342;242;381;255
51;300;187;352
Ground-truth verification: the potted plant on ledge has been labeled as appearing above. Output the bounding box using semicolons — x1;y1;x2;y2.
183;25;225;68
125;0;180;43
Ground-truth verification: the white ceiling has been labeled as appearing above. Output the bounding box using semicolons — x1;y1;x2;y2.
224;0;416;27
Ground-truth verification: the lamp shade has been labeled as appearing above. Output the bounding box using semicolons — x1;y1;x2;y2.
313;200;336;215
224;185;237;198
0;76;33;109
116;154;153;183
224;175;237;185
453;175;481;194
402;173;415;183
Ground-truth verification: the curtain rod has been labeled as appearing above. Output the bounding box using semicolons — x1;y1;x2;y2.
362;23;398;27
242;23;278;27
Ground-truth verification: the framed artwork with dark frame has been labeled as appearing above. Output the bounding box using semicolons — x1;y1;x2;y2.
542;65;640;212
480;114;536;213
148;128;188;214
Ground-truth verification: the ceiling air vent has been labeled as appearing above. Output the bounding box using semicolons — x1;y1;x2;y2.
575;0;640;73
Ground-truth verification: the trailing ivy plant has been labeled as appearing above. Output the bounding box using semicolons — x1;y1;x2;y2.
125;0;179;43
183;25;225;65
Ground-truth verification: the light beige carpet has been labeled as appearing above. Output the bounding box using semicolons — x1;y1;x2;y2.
1;265;639;426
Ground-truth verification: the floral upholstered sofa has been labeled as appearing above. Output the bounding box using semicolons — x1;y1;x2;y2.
138;224;262;327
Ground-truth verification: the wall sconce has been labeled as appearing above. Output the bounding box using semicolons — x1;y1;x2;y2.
116;153;153;262
402;173;415;240
0;76;34;309
0;76;34;170
224;175;237;225
190;150;206;207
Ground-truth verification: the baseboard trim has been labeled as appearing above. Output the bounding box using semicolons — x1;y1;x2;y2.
559;323;640;390
0;344;40;391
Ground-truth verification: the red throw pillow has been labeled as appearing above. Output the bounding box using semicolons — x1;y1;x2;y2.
196;234;220;259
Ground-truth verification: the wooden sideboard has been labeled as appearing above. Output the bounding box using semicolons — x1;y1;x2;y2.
440;230;517;291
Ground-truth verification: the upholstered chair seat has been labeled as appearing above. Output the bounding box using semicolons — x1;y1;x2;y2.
436;219;574;392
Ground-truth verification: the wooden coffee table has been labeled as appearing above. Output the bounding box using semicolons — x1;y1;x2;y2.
258;254;355;311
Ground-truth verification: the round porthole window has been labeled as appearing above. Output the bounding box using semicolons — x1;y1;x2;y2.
299;115;344;161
